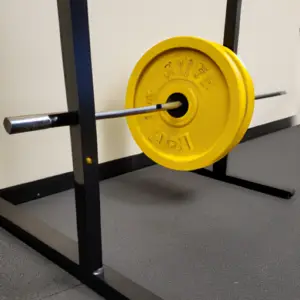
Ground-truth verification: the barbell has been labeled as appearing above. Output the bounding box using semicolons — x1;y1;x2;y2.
3;36;256;171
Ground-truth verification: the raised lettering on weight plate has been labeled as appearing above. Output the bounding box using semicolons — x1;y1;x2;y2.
178;59;184;76
194;63;209;79
177;58;194;77
184;58;194;77
166;139;181;151
164;62;175;80
164;58;194;80
148;132;164;144
199;77;213;90
145;89;154;105
148;132;193;152
178;134;193;151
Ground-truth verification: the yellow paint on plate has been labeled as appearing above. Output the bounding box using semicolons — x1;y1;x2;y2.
125;36;246;171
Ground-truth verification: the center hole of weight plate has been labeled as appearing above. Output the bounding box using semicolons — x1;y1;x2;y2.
166;93;189;118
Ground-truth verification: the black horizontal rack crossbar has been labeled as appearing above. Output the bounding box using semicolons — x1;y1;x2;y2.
0;1;295;300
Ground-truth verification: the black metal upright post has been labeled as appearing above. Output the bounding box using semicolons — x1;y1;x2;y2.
222;0;242;52
57;0;103;274
213;0;242;175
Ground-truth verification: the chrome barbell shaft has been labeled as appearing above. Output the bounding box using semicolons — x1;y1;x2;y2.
95;101;181;120
3;101;181;134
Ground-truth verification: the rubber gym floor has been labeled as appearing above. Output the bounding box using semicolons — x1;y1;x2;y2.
1;125;300;300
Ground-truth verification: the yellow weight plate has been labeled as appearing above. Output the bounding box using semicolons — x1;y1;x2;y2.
223;47;255;148
125;36;246;171
211;43;255;152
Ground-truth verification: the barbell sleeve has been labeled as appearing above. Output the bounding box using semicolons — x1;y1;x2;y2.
3;101;181;135
3;112;78;134
4;115;52;134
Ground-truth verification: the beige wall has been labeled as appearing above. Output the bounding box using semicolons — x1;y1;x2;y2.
0;0;299;188
238;0;299;126
0;1;72;188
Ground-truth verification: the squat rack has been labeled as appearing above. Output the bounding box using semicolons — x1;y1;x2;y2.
0;1;294;300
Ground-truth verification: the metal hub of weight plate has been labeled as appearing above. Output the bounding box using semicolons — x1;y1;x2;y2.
125;36;247;171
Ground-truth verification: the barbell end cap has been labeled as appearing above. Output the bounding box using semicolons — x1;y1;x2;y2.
3;118;13;134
